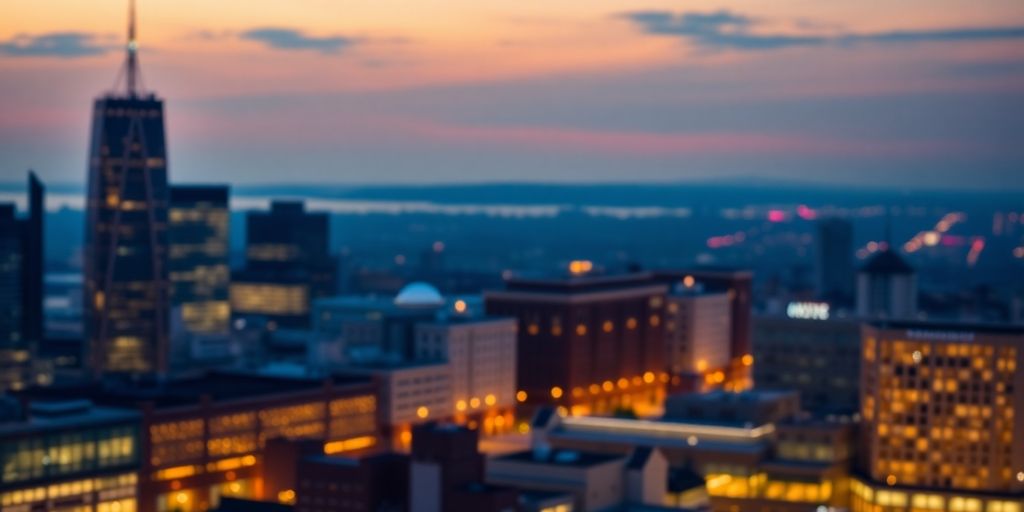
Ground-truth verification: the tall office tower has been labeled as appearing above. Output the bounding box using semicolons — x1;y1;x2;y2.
168;185;230;334
856;249;917;319
0;172;44;390
231;200;336;328
856;321;1023;510
815;217;854;304
84;1;170;375
484;272;668;416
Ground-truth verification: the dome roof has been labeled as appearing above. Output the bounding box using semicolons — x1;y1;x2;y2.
394;282;444;307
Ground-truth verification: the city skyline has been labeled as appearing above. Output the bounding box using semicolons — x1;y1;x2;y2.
2;0;1023;188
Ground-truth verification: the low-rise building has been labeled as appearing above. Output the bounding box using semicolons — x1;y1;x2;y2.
0;399;139;512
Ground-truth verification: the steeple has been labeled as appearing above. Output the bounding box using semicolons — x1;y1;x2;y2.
125;0;141;96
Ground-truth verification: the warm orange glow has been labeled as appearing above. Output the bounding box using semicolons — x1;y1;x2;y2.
602;380;614;392
742;354;754;366
323;435;377;454
470;397;481;408
550;386;563;399
576;324;587;336
643;371;655;383
454;299;467;313
886;475;897;486
568;260;593;275
278;489;296;504
696;360;708;372
484;394;497;406
683;275;695;287
516;390;527;402
589;383;601;394
602;320;614;333
416;406;429;419
617;378;629;389
456;399;467;411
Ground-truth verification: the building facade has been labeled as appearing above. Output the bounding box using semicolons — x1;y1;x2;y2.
0;400;139;512
0;173;43;391
815;217;855;305
84;10;170;375
664;286;731;380
856;321;1023;510
414;316;518;435
231;201;336;329
856;250;917;320
753;313;862;416
169;185;230;336
485;273;668;417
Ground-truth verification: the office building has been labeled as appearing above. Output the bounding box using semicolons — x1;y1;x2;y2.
169;185;230;335
232;201;336;328
84;3;171;375
338;361;453;449
663;281;731;382
415;316;518;435
294;452;409;512
856;249;917;319
652;269;753;384
0;172;43;391
855;321;1024;510
485;272;668;416
753;311;861;416
20;370;379;512
815;217;855;305
0;399;139;512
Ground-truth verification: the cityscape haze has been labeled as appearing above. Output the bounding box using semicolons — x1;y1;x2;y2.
0;1;1022;512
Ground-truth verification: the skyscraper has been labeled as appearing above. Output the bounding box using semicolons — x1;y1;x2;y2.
84;0;170;375
0;172;44;390
856;321;1023;510
815;217;854;304
169;185;230;335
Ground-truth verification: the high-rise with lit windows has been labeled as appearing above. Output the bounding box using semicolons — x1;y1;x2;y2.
84;1;170;375
231;201;336;328
855;320;1023;511
169;185;230;335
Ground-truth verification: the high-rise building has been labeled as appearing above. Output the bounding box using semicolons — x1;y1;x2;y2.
856;249;917;319
84;2;170;375
856;320;1023;510
484;272;668;417
231;201;336;328
815;217;854;304
0;172;43;390
169;185;230;335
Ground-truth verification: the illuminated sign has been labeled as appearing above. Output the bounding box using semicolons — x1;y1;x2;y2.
786;302;830;320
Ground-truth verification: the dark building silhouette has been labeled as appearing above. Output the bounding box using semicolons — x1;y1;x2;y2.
856;249;917;319
815;217;854;304
84;2;170;375
231;201;336;328
169;185;231;335
0;172;44;390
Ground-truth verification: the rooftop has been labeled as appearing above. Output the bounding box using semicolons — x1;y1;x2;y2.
17;370;373;409
860;249;914;275
0;400;139;437
868;319;1024;336
497;448;624;468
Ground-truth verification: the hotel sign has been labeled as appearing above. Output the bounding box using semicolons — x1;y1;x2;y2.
786;301;830;320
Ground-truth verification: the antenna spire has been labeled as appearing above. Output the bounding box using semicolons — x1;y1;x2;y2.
126;0;140;96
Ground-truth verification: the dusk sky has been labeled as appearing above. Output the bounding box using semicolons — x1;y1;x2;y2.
2;0;1023;188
